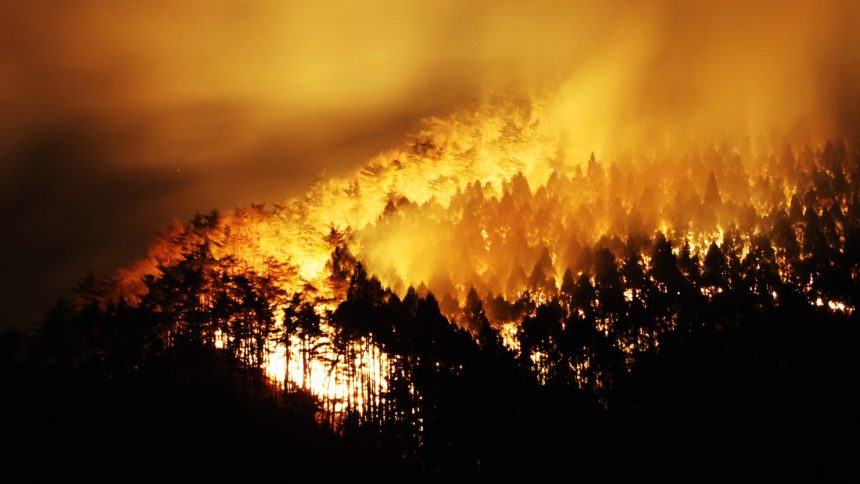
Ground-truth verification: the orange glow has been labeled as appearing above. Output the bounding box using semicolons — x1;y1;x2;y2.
112;94;856;317
41;0;849;318
63;0;858;408
262;330;393;420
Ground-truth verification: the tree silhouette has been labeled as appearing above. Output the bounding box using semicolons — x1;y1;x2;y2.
8;140;860;479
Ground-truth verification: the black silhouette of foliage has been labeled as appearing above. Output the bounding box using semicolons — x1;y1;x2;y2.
5;141;860;478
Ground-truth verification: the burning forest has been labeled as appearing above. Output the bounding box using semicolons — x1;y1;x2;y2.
2;0;859;479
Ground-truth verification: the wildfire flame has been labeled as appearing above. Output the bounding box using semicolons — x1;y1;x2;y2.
113;92;857;323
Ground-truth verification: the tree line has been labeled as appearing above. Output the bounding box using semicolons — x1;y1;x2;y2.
2;140;859;478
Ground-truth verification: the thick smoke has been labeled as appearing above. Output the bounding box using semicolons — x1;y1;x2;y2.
1;0;858;326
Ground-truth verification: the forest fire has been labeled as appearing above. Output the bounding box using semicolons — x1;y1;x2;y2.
91;93;860;426
4;0;859;479
112;95;859;321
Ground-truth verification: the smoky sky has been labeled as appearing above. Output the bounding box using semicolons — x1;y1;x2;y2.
1;0;858;327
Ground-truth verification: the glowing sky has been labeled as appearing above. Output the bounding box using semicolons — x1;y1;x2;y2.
1;0;858;327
